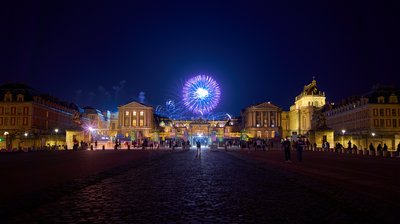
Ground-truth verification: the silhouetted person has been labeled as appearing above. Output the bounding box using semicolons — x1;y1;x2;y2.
297;138;304;162
283;138;291;162
383;143;388;151
196;140;201;157
377;144;382;152
397;143;400;155
369;143;375;151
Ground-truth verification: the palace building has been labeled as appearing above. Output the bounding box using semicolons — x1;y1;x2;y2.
322;85;400;150
0;83;82;149
241;102;283;139
287;79;326;136
116;101;154;142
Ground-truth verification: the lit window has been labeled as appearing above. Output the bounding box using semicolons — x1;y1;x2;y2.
17;94;24;102
373;109;378;116
140;111;144;116
133;111;137;116
386;119;391;127
125;111;129;116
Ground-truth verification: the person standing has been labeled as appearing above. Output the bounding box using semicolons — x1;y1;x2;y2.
377;144;382;152
297;138;304;162
196;140;201;158
397;142;400;156
283;138;291;162
369;143;375;152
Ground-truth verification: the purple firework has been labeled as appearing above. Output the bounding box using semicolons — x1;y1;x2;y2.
182;75;221;114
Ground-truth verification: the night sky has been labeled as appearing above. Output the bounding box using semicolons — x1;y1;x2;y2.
3;0;400;115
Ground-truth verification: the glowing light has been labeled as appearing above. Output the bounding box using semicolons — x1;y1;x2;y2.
4;131;9;136
371;132;375;137
88;127;94;132
182;75;221;114
55;128;59;133
24;132;28;137
341;129;346;134
195;88;209;99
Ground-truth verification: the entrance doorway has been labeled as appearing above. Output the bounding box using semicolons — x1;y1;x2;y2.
191;136;209;146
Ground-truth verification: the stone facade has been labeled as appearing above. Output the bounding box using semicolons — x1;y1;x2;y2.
322;86;400;150
0;84;81;149
288;79;326;136
241;102;283;139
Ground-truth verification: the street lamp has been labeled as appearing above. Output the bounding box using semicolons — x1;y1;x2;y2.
55;129;59;150
88;126;94;143
4;131;9;149
371;132;375;137
341;129;346;146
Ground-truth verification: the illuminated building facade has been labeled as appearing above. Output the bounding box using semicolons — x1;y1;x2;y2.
0;84;81;149
322;86;400;150
117;101;154;142
241;102;283;139
288;79;326;136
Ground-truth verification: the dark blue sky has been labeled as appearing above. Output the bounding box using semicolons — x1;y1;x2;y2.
2;0;400;114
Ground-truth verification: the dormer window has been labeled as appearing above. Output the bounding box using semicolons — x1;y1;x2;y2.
377;96;385;103
4;92;12;102
389;94;398;103
17;94;24;102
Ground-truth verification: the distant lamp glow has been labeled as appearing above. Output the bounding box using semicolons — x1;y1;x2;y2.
197;133;203;137
24;132;28;137
55;128;59;133
341;129;346;135
88;127;94;132
4;131;9;136
371;132;376;137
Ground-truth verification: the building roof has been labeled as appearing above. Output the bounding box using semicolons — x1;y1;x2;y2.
296;79;325;100
362;85;400;104
0;83;80;110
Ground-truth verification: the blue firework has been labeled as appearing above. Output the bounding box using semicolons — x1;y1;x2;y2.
182;75;221;114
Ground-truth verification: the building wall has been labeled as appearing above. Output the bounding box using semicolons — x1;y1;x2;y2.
324;99;400;150
117;101;154;141
287;80;326;136
0;91;79;149
242;102;282;139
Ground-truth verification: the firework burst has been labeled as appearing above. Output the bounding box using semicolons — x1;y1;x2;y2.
182;75;221;115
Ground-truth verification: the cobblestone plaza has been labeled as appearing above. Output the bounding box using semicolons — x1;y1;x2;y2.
1;148;398;223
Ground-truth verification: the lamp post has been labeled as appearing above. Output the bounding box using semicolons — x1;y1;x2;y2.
55;129;59;150
4;131;9;150
341;129;346;146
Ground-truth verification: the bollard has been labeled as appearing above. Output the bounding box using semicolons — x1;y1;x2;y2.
102;145;105;150
90;145;93;150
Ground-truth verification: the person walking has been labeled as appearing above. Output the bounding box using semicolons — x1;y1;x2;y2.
196;140;201;158
297;138;304;162
283;138;291;162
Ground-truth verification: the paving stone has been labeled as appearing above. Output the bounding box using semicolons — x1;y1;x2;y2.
1;150;397;223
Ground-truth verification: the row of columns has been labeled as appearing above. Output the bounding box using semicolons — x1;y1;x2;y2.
249;111;281;128
121;110;152;128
